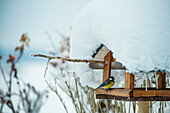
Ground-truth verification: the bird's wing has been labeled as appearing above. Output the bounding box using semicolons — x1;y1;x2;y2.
93;79;112;91
99;79;111;87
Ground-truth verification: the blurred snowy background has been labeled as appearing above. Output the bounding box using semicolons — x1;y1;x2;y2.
0;0;91;113
1;0;170;113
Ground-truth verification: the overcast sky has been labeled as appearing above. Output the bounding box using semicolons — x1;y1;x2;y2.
0;0;91;58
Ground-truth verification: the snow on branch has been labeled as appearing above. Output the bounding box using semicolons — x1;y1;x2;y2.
30;53;106;64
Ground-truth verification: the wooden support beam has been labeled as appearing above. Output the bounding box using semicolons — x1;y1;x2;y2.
95;88;170;100
125;72;134;89
96;94;170;101
95;88;133;97
103;51;113;82
157;72;166;89
133;89;170;97
89;62;126;69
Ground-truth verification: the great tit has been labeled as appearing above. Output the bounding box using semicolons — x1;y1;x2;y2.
93;77;115;91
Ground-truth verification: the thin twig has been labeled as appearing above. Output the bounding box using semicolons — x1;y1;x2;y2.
0;63;8;87
74;75;83;113
98;101;104;113
105;99;109;113
65;81;79;113
45;80;68;113
44;58;51;77
30;53;105;64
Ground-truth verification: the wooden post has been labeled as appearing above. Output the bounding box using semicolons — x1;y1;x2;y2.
103;51;113;82
125;72;134;89
157;72;166;89
138;102;149;113
138;73;150;113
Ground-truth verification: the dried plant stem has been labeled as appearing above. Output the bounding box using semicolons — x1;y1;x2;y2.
120;101;123;113
74;76;83;113
0;63;8;87
31;53;105;64
111;102;115;113
91;90;96;112
105;99;109;113
45;80;68;113
65;81;79;113
115;100;118;113
98;101;104;113
128;102;131;113
124;101;126;113
44;58;51;77
89;88;95;113
132;101;136;113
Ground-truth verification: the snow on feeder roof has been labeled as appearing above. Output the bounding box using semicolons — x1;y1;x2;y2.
70;0;170;73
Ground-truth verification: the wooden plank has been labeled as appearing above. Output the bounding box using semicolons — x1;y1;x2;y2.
95;88;133;97
96;94;170;101
125;72;134;89
89;62;126;69
138;102;149;113
95;88;170;97
133;89;170;97
134;88;170;90
103;51;113;82
157;72;166;89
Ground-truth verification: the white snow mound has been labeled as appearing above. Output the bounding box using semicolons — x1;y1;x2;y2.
71;0;170;73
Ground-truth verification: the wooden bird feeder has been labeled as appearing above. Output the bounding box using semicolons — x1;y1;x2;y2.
31;44;170;101
90;45;170;101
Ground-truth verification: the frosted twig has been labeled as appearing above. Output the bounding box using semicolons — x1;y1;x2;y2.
105;99;109;113
98;101;104;113
44;58;50;78
30;53;106;64
45;80;68;113
0;63;8;87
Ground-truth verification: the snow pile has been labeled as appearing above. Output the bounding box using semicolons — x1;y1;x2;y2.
70;0;170;73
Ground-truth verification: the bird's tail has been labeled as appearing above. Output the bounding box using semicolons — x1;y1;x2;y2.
93;86;101;92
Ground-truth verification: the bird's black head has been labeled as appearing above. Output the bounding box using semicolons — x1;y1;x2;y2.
108;77;114;82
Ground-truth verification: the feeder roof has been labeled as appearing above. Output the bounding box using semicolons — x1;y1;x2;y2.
70;0;170;73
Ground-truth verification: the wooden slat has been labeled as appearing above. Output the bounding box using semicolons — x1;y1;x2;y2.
133;89;170;97
89;62;126;69
103;51;113;82
95;88;133;97
157;72;166;89
125;72;134;89
95;88;170;97
96;94;170;101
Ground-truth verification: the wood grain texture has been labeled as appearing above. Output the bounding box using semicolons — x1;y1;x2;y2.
95;88;133;97
89;62;126;69
103;51;113;82
125;72;134;89
157;72;166;89
96;94;170;101
133;89;170;97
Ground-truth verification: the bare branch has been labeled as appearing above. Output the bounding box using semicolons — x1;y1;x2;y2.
30;53;106;64
44;58;51;78
0;63;8;87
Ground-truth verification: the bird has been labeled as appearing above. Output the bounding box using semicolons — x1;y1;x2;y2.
93;76;115;91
